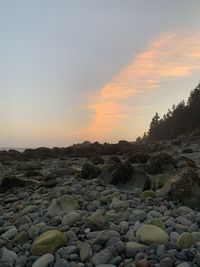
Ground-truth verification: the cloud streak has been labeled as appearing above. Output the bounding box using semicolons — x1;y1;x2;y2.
83;32;200;140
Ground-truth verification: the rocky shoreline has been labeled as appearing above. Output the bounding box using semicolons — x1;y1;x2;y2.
1;138;200;267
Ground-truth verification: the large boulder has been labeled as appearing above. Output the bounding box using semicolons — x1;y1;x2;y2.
175;155;197;169
47;195;80;217
80;162;101;179
127;153;149;164
0;176;39;193
31;230;67;256
136;224;169;245
146;152;176;175
99;160;150;191
160;168;200;209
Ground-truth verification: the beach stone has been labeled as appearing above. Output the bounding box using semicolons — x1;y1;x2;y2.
56;246;78;260
88;212;106;230
13;231;29;245
32;253;54;267
192;232;200;242
77;241;93;262
170;231;179;243
140;190;156;200
0;247;18;267
176;232;193;249
177;206;193;216
109;256;122;265
135;252;145;262
94;230;120;245
136;224;169;245
91;249;113;265
148;210;162;218
136;259;150;267
15;255;27;267
31;230;67;256
16;215;32;227
20;205;38;215
176;263;190;267
47;196;79;217
1;227;17;240
130;210;146;222
111;196;129;211
96;265;116;267
125;242;146;258
159;257;173;267
148;218;166;230
62;210;80;226
119;221;129;233
54;259;69;267
176;217;192;226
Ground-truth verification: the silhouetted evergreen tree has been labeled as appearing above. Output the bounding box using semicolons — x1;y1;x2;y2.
147;82;200;140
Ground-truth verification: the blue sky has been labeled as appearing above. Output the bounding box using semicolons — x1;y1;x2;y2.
1;1;200;147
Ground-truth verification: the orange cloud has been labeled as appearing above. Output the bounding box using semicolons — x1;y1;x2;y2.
83;32;200;140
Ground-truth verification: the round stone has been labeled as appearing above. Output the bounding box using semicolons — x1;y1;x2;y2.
31;230;67;256
136;224;169;245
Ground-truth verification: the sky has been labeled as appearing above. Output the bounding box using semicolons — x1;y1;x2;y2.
1;0;200;147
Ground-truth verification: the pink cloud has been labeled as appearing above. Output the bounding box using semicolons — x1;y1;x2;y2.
82;32;200;140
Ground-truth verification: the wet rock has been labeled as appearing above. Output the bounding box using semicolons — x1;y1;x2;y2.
32;253;54;267
0;176;39;193
62;210;81;226
176;232;194;249
31;230;67;256
91;249;113;265
48;196;80;217
80;162;101;179
0;247;18;267
125;242;146;258
94;230;120;245
77;241;93;262
136;224;169;245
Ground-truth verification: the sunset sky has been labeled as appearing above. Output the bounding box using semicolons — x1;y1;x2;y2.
1;1;200;148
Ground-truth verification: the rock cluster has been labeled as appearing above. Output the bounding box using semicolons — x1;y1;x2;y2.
0;141;200;267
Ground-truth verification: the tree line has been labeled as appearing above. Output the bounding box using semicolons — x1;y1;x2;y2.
146;82;200;141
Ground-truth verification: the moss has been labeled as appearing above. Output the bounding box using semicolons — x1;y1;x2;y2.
140;190;156;200
176;232;193;249
31;230;67;256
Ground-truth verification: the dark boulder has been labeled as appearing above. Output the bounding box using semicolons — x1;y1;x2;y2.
160;168;200;208
182;148;193;154
90;156;105;165
80;162;101;179
0;176;39;193
176;156;197;169
108;156;121;163
127;152;149;164
99;160;151;191
146;152;176;175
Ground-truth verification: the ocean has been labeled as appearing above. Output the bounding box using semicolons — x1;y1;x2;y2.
0;147;26;152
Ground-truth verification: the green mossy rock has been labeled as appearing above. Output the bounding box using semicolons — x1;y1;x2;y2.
176;232;193;249
140;190;156;200
88;211;106;230
136;224;169;245
13;231;29;246
31;230;67;256
148;218;166;231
